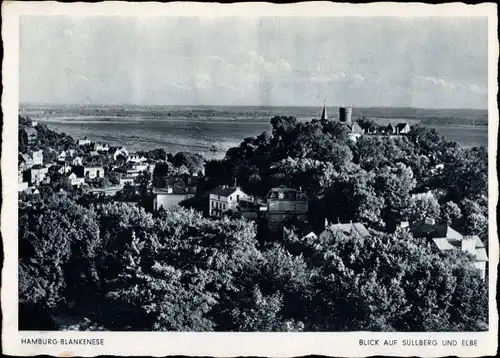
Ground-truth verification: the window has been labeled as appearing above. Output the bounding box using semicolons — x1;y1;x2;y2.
212;201;215;208
237;195;240;201
229;196;232;201
223;204;226;210
218;196;220;199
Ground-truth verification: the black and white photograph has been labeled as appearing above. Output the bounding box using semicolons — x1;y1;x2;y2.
2;1;498;357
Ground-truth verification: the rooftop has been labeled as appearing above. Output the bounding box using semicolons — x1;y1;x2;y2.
328;222;371;237
211;186;242;197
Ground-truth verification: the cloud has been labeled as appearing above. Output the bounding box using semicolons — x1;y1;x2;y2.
244;50;293;75
468;84;487;94
308;70;365;85
414;75;486;94
207;55;230;66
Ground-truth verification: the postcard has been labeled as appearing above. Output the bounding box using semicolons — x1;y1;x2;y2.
1;1;498;356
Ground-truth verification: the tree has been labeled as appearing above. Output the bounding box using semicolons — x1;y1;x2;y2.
405;192;441;222
374;163;416;231
18;196;100;329
441;201;462;226
461;198;488;245
171;152;205;174
281;227;488;331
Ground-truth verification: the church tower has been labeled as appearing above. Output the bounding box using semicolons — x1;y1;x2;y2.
320;100;328;120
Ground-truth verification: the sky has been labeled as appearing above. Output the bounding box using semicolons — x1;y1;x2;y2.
19;16;488;109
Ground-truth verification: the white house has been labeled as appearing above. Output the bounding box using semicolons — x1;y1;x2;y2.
128;154;147;163
78;137;92;146
208;186;250;217
410;217;489;280
29;166;49;186
396;123;411;134
63;173;85;187
32;150;43;165
72;156;83;166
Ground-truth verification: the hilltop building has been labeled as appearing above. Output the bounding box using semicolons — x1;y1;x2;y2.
338;107;364;141
320;100;328;120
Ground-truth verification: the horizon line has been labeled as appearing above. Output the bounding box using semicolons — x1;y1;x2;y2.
18;102;488;111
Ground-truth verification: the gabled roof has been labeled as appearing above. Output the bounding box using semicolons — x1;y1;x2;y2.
410;219;463;241
475;248;489;262
396;122;410;130
474;236;485;249
346;122;364;134
432;238;456;251
211;186;241;197
19;153;32;163
320;102;327;120
328;222;371;237
25;127;37;136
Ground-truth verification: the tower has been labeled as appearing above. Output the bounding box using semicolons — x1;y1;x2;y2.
339;107;352;124
320;100;328;120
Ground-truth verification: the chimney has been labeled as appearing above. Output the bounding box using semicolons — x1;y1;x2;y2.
462;236;476;255
424;217;435;225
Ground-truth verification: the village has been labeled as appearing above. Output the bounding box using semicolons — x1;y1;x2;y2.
17;107;488;282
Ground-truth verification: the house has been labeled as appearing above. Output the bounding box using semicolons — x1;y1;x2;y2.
73;166;105;180
31;150;43;165
396;122;411;134
120;177;135;187
72;156;83;166
18;181;29;192
58;150;67;162
25;127;37;143
267;186;308;214
19;153;34;171
111;165;141;179
28;165;49;186
267;186;308;231
128;154;147;163
302;232;318;241
209;186;250;217
89;151;100;157
345;122;365;142
49;163;72;175
410;217;488;280
385;123;396;134
108;147;129;161
78;137;92;146
153;180;195;211
131;163;149;172
92;142;109;152
63;172;85;187
236;197;267;220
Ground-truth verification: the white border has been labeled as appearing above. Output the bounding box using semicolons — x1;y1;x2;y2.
2;2;498;357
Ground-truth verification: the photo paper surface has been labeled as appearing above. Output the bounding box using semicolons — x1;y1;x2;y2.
2;1;498;357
